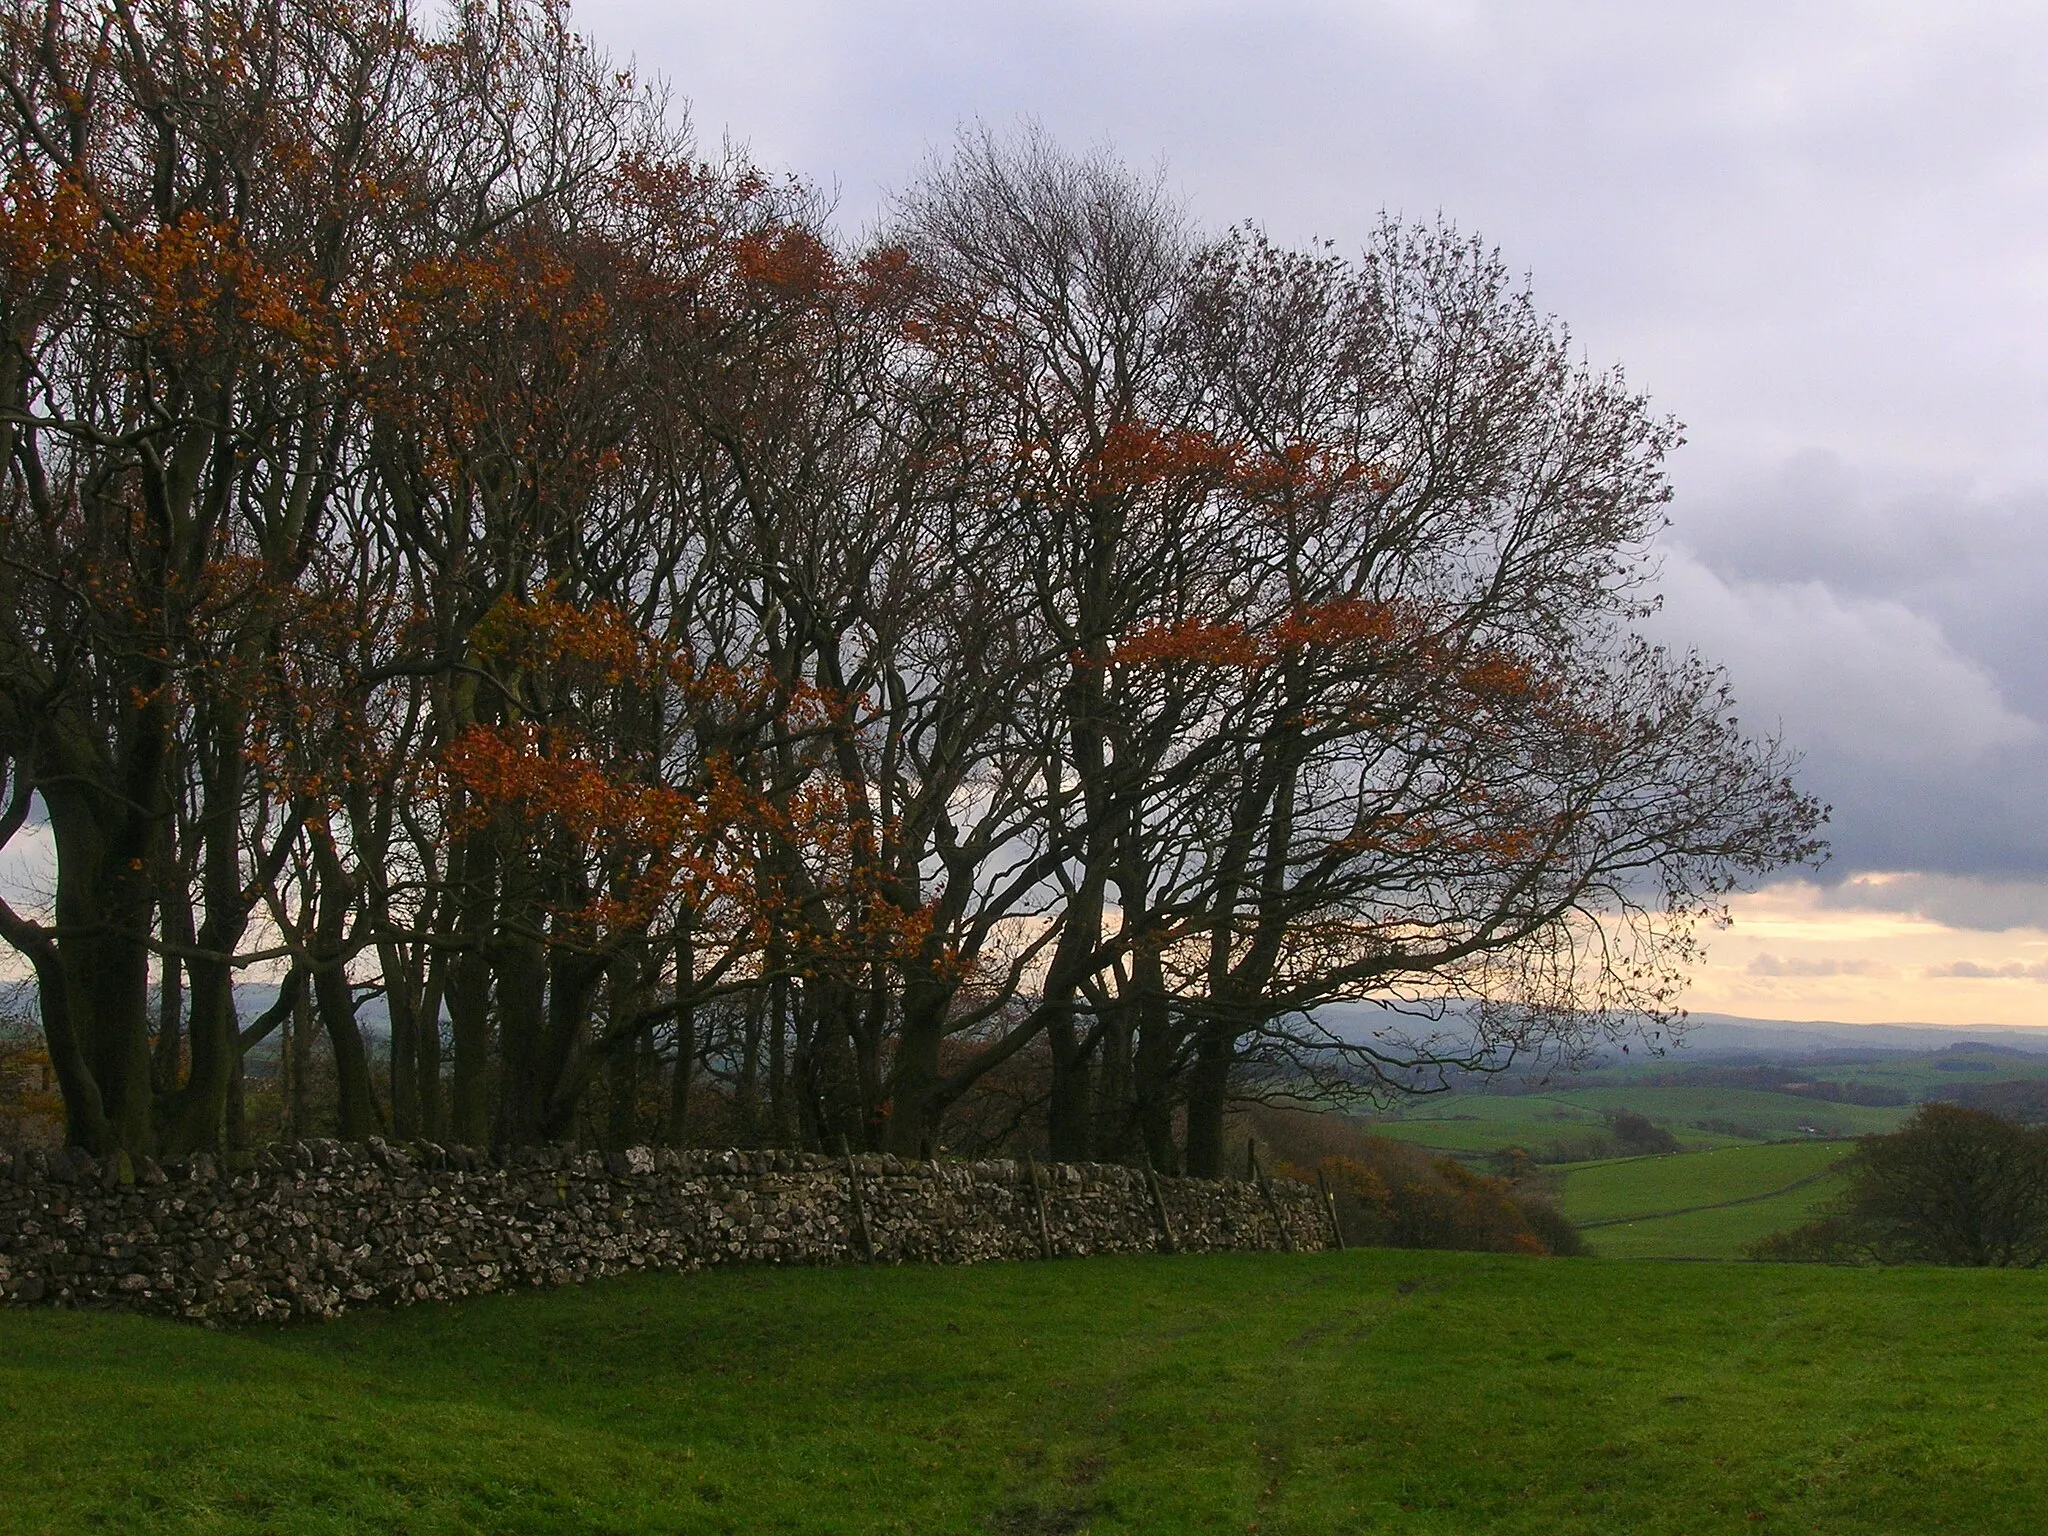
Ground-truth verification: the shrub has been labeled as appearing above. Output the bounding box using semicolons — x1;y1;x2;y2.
1517;1198;1588;1257
1748;1102;2048;1266
0;990;62;1149
1605;1110;1680;1155
1528;1130;1620;1164
1745;1216;1863;1264
1944;1080;2048;1125
1245;1104;1585;1255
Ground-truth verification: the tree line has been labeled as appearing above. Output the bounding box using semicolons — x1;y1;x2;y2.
0;0;1824;1173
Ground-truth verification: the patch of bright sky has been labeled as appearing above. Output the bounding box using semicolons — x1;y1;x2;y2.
1685;879;2048;1028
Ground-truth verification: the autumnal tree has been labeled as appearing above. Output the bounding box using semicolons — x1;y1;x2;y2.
890;142;1822;1175
1134;222;1822;1175
0;13;1826;1165
888;128;1253;1161
0;0;427;1156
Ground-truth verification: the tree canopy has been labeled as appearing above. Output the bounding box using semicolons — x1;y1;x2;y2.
0;0;1825;1173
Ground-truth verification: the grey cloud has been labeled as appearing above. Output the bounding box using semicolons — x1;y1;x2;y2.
1817;874;2048;933
1668;456;2048;714
1648;544;2037;769
1644;535;2048;878
579;0;2048;485
1670;451;2015;595
567;1;2048;886
1745;954;1885;979
1927;960;2048;982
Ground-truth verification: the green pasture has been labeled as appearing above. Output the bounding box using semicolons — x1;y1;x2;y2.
1558;1140;1849;1260
1578;1179;1849;1260
1360;1090;1626;1154
1571;1042;2048;1099
1363;1113;1590;1155
1834;1051;2048;1095
1554;1085;1905;1139
8;1250;2048;1533
1560;1140;1849;1224
1369;1084;1908;1154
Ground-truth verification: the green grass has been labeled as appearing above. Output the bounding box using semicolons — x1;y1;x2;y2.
1577;1180;1848;1260
1561;1141;1850;1225
1364;1118;1570;1154
1558;1141;1850;1261
7;1252;2048;1532
1360;1090;1625;1156
1593;1048;2048;1099
1368;1085;1910;1155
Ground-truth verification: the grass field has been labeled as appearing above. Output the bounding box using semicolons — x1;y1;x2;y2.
1592;1044;2048;1100
1558;1141;1849;1260
7;1251;2048;1533
1576;1181;1848;1259
1367;1085;1909;1156
1561;1141;1849;1223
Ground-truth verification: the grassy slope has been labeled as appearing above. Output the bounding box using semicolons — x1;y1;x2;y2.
1561;1141;1850;1224
1559;1142;1850;1260
6;1253;2048;1533
1593;1048;2048;1099
1369;1087;1909;1154
1580;1180;1848;1260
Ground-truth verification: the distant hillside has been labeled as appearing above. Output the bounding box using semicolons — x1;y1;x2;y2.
1674;1014;2048;1060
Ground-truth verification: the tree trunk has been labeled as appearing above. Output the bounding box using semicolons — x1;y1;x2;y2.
1046;1006;1096;1162
382;933;422;1140
767;977;791;1144
734;987;763;1142
489;923;548;1146
1093;1004;1135;1163
1182;1022;1235;1179
536;943;605;1142
416;944;447;1140
152;891;191;1096
663;926;697;1147
881;974;949;1157
446;834;497;1146
314;960;380;1139
284;981;313;1138
605;1034;639;1148
224;990;248;1152
69;895;158;1157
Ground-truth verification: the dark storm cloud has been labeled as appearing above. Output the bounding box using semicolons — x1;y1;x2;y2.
1651;461;2048;882
1816;872;2048;933
575;0;2048;893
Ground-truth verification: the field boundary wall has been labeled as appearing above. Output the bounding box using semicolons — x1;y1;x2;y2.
0;1140;1331;1324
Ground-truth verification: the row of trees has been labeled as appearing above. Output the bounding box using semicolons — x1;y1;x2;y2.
0;0;1823;1171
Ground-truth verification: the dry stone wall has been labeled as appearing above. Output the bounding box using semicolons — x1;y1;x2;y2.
0;1140;1332;1324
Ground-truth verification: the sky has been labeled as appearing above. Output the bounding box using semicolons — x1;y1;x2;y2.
565;0;2048;1028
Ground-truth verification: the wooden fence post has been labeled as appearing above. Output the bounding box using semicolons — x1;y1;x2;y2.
1140;1150;1178;1254
934;1159;959;1263
1249;1144;1295;1254
839;1135;875;1263
1317;1166;1345;1251
1023;1151;1054;1260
